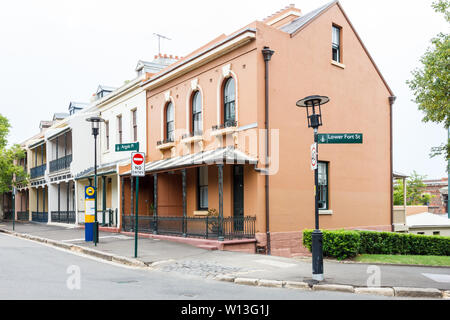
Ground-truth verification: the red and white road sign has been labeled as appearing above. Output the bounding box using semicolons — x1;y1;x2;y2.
133;153;144;165
131;152;145;177
311;143;318;171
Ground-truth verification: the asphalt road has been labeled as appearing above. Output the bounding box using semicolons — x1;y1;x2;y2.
0;233;392;300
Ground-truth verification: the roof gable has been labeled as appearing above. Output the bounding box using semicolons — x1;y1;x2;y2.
281;0;393;96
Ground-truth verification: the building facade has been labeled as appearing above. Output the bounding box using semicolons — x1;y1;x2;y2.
3;1;396;258
424;178;448;214
118;1;395;257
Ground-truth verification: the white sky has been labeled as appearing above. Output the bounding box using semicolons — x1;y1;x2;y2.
0;0;447;179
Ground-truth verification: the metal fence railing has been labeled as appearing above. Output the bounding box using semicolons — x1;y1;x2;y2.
17;211;29;221
32;212;48;223
2;210;13;221
51;211;76;224
121;215;256;240
77;209;118;227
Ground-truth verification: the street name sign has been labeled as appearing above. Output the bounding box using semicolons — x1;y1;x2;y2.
131;152;145;177
115;142;140;152
318;133;363;144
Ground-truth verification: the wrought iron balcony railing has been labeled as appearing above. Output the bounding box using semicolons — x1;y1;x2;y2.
182;130;203;140
212;120;237;131
30;164;46;179
49;154;72;173
157;138;175;146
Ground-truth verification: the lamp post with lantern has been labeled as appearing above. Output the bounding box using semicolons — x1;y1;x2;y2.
86;116;105;246
296;95;330;282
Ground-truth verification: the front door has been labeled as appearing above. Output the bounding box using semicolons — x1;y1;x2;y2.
233;165;244;231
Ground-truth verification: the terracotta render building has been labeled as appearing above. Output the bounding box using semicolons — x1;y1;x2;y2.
118;1;395;257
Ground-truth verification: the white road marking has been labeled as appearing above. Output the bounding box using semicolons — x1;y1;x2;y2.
422;273;450;283
62;235;132;242
254;259;297;268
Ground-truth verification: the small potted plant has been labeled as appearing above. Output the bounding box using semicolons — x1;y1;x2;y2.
207;208;220;234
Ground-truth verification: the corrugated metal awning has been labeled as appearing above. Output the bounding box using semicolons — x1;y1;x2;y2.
122;147;258;176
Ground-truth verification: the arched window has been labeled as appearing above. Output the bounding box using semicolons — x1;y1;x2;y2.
165;102;174;142
192;91;202;135
223;77;236;126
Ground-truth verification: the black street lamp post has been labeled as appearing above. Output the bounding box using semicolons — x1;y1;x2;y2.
86;116;105;246
296;95;330;282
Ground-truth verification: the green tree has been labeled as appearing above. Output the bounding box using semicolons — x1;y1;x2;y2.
407;0;450;161
394;171;434;206
0;113;28;194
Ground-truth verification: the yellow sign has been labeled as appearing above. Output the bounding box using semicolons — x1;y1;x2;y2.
86;187;95;197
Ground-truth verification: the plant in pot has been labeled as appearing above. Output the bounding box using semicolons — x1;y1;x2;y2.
207;208;220;235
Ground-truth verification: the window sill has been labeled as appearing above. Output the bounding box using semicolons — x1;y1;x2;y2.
211;126;237;137
331;60;345;69
319;210;333;215
181;135;203;144
193;210;209;216
157;142;176;150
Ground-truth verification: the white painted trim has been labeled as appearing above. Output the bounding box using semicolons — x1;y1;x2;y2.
142;31;256;91
216;70;239;126
160;96;176;141
331;60;346;69
266;10;301;26
237;122;258;132
185;80;204;135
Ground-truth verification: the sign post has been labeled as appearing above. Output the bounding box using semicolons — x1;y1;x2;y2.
131;152;145;258
85;186;96;242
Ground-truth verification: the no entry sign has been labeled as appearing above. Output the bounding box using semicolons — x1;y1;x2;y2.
131;152;145;177
311;143;318;171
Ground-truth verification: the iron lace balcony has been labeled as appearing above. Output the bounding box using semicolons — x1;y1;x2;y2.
49;154;72;173
30;164;46;179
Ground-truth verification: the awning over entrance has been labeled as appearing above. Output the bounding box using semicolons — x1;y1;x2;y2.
75;159;123;180
121;147;258;176
145;147;257;174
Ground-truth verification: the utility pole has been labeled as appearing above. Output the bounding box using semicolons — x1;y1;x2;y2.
153;33;171;55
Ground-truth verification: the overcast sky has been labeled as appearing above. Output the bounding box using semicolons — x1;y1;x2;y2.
0;0;447;179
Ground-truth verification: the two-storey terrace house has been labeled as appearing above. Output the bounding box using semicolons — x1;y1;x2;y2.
119;1;395;257
74;57;175;229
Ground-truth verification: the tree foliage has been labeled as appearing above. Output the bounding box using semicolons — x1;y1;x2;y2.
394;171;433;206
0;113;28;194
407;0;450;161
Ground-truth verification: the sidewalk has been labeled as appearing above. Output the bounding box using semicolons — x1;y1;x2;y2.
1;222;449;293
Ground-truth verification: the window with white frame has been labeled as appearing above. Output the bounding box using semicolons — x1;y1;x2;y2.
332;25;341;63
131;109;137;142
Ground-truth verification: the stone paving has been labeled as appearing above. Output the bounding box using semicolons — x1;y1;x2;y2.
157;260;243;278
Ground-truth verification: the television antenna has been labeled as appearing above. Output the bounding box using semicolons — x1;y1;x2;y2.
153;33;172;55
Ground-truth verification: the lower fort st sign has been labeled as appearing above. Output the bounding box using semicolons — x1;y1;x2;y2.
318;133;363;144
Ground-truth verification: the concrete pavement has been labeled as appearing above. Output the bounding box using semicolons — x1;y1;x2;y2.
1;222;450;294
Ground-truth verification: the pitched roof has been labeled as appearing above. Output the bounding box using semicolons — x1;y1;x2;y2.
281;1;337;34
407;212;450;228
96;85;116;93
